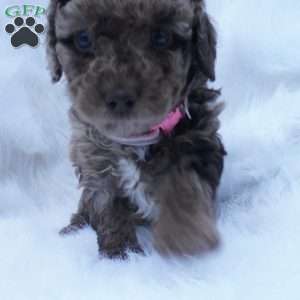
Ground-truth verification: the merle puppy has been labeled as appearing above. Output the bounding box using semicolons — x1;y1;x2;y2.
47;0;225;259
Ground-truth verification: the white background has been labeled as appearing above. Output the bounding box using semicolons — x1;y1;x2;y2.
0;1;300;299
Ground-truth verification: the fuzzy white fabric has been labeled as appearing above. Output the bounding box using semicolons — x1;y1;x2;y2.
0;0;300;299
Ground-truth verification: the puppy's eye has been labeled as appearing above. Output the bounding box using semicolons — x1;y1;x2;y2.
74;31;93;52
151;30;172;50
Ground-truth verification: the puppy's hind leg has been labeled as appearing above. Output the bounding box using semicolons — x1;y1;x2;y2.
59;189;92;235
59;214;88;235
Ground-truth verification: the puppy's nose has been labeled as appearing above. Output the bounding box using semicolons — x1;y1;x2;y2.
106;91;136;114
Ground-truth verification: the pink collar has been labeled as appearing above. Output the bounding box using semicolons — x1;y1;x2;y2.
108;106;185;146
150;107;183;135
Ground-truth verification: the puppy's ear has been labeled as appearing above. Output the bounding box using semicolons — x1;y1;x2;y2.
192;1;216;81
46;0;71;82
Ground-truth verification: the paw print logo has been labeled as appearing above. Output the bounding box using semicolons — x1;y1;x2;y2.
5;17;44;48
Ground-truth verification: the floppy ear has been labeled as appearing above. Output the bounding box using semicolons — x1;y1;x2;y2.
46;0;70;82
192;1;217;81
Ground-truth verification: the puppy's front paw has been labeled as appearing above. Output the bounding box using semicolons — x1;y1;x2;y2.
99;245;129;260
97;233;144;260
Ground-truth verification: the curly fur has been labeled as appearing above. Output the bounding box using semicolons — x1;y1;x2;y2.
47;0;225;258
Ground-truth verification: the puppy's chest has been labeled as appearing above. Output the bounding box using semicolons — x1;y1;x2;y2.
117;145;158;220
131;145;149;162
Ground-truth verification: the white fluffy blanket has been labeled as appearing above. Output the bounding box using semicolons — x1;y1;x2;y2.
1;0;300;299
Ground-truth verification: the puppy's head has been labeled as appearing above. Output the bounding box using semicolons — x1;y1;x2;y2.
47;0;216;139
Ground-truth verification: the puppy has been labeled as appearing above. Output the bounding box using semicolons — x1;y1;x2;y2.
47;0;225;259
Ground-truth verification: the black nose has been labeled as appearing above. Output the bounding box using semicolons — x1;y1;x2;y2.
106;91;136;114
